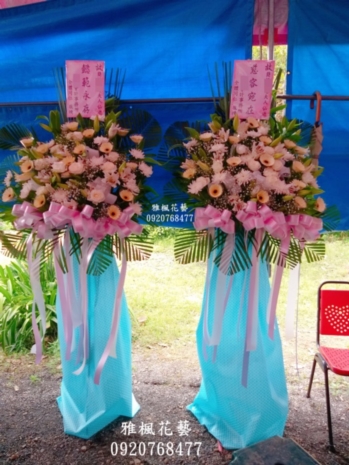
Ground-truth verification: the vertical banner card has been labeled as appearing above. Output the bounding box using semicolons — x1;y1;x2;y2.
230;60;275;120
66;60;105;118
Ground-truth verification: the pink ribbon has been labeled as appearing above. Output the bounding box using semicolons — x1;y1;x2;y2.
194;206;235;234
13;201;143;240
237;201;323;254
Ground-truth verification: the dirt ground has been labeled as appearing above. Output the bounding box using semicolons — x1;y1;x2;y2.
1;337;349;465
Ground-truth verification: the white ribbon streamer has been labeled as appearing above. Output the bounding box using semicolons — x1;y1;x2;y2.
285;263;301;339
27;234;46;363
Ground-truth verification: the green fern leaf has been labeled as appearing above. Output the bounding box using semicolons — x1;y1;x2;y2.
114;229;154;262
174;229;213;264
0;124;32;150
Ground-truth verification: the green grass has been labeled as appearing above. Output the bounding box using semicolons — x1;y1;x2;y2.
1;232;349;362
126;236;206;346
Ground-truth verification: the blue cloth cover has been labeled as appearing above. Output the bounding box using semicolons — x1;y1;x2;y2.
187;253;288;449
56;257;139;439
287;0;349;230
0;0;253;102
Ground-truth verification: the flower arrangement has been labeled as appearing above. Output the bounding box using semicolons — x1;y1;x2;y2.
0;106;160;376
181;114;325;226
1;109;155;242
173;110;331;270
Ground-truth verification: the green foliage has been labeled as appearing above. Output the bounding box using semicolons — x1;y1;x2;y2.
174;229;213;264
0;124;33;150
0;258;57;353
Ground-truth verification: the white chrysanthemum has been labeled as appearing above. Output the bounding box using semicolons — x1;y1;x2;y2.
52;161;66;173
237;121;249;139
93;136;109;145
188;176;210;194
34;158;51;170
129;148;145;159
19;180;36;199
131;202;143;215
235;169;252;185
139;162;153;177
212;172;228;184
240;153;254;164
52;189;69;203
302;171;318;187
125;179;140;194
4;170;13;187
212;160;223;173
183;139;198;151
181;159;196;170
216;128;230;142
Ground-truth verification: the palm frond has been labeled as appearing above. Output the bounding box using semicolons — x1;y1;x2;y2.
303;237;326;263
114;229;154;262
174;229;213;264
162;178;191;204
106;67;126;100
0;124;32;150
119;108;162;151
207;61;233;121
320;205;341;232
258;233;302;269
68;229;83;263
0;230;28;260
53;67;67;122
87;235;114;275
213;229;252;275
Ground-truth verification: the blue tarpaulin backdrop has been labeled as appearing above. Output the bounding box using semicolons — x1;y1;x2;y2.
0;0;253;102
287;0;349;229
0;0;253;227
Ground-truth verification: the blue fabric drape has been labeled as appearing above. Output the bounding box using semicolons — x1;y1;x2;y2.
56;257;139;439
287;0;349;229
188;250;288;448
0;0;253;102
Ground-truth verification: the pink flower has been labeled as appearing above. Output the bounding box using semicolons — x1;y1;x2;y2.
139;162;153;177
129;148;145;159
183;139;198;151
188;176;210;194
131;202;142;215
89;157;104;167
102;161;117;173
235;169;252;185
52;161;67;173
69;161;85;175
315;197;326;212
88;189;105;204
105;173;119;187
247;160;261;171
107;152;120;162
93;136;109;145
52;189;69;203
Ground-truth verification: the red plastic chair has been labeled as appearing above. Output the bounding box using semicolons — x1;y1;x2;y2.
306;281;349;452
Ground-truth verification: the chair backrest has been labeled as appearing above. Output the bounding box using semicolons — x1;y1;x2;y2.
318;283;349;337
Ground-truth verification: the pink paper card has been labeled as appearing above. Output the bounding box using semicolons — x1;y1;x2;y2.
0;0;45;7
230;60;275;120
66;60;105;118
